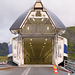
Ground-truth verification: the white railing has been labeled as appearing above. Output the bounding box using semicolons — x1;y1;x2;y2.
64;60;75;73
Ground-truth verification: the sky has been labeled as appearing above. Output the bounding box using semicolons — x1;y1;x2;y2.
0;0;75;43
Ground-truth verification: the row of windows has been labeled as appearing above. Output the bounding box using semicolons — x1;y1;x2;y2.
21;24;55;34
27;26;50;31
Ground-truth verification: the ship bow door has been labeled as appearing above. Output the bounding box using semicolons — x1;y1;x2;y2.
12;36;23;66
53;36;65;65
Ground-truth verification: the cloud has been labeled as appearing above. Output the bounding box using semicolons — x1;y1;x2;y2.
0;0;75;43
42;0;75;26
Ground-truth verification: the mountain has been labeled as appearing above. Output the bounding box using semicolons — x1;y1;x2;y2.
0;42;8;56
62;26;75;60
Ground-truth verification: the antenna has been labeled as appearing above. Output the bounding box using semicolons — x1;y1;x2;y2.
36;0;41;2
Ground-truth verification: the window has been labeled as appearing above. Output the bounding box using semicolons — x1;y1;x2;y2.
36;11;41;16
47;27;49;30
27;27;29;30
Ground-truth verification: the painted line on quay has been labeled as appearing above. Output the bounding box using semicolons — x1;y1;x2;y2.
21;67;31;75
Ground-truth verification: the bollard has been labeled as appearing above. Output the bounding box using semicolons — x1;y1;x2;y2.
68;71;70;75
53;65;55;72
54;66;58;74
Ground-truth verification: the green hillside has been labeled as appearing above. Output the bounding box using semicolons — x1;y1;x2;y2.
0;42;8;56
0;56;8;62
62;26;75;60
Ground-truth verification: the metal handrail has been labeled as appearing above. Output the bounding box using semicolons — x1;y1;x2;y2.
64;60;75;73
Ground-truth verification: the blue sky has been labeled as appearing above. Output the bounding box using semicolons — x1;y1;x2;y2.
0;0;75;43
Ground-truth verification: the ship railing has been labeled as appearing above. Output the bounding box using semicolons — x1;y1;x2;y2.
64;60;75;73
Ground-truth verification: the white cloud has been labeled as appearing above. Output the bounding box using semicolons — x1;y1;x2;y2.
0;0;75;42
